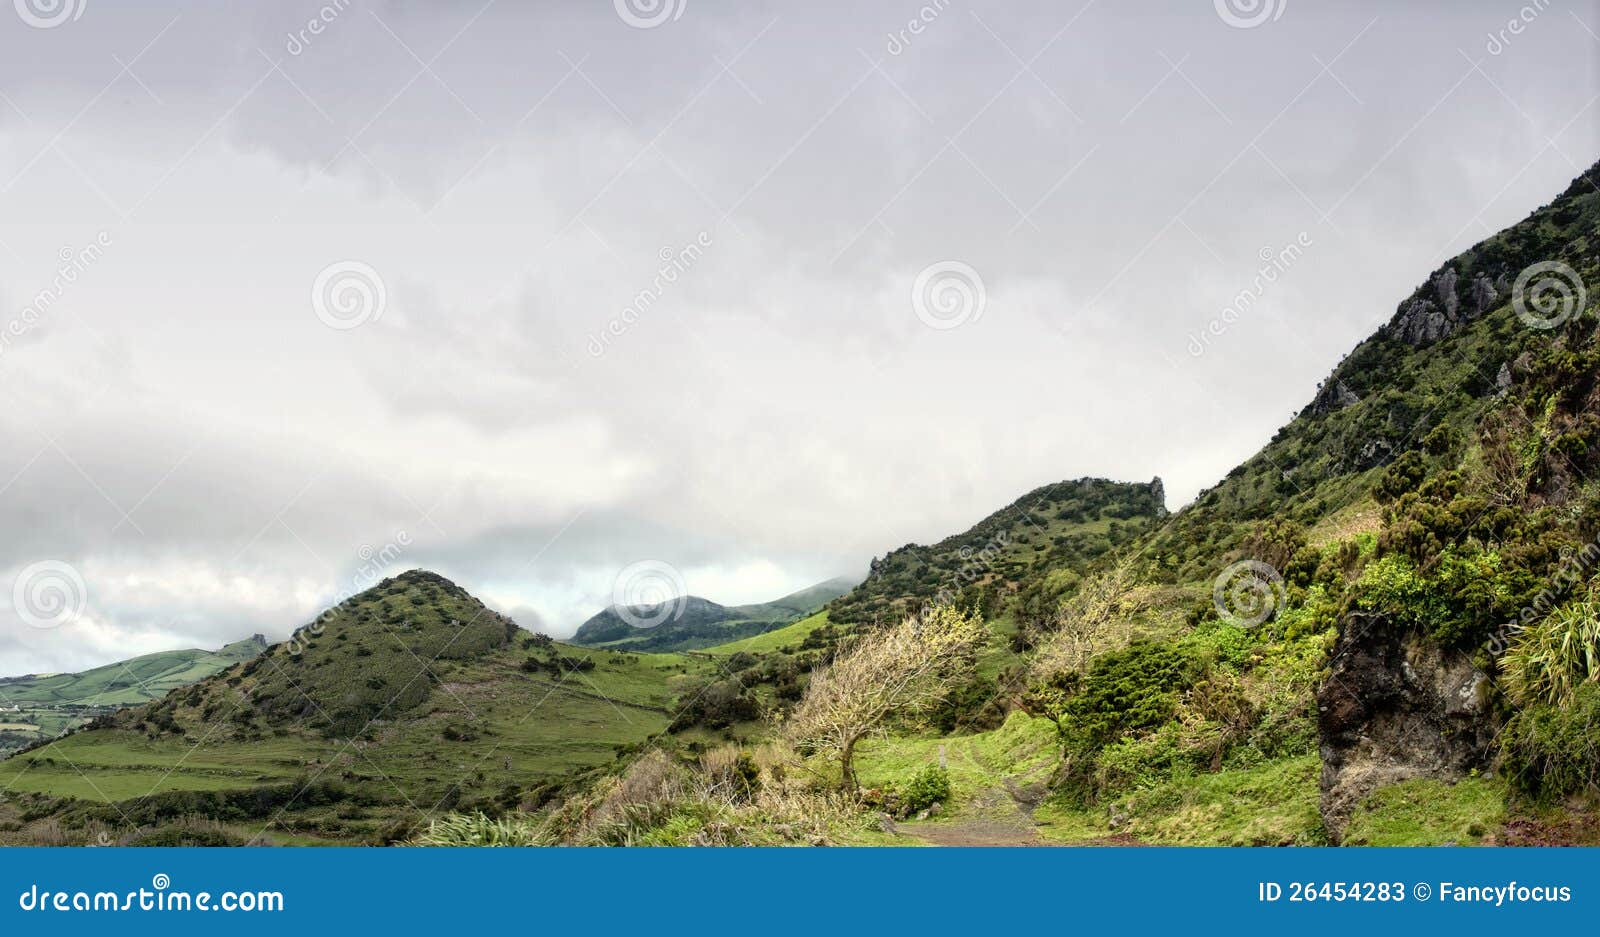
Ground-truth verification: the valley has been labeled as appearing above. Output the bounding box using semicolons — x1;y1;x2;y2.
6;160;1600;847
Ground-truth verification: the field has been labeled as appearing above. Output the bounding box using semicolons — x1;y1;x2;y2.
0;638;267;757
0;639;715;844
702;611;832;656
0;638;264;708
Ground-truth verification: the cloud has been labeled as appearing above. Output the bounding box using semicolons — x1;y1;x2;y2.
0;0;1594;671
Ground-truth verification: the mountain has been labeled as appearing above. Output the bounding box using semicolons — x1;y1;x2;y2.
570;577;855;653
0;636;267;754
11;161;1600;848
997;157;1600;845
0;636;267;707
533;159;1600;847
0;569;713;845
828;477;1167;627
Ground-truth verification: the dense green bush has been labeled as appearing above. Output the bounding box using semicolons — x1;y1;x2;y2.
1501;683;1600;798
1051;642;1208;757
899;765;951;814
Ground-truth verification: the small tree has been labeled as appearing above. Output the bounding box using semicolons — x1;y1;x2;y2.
785;605;986;791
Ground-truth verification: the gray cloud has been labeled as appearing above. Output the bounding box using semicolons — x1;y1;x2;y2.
0;0;1595;671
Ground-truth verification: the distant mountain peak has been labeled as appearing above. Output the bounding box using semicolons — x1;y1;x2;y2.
571;578;856;653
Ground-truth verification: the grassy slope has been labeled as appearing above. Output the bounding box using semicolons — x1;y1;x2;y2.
828;478;1166;628
0;573;715;844
702;610;831;656
789;165;1600;848
0;638;265;708
575;579;853;654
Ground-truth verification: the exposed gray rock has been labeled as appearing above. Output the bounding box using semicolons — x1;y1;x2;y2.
1356;436;1394;469
1436;267;1460;319
1496;361;1513;391
1390;266;1499;346
1309;378;1362;415
1471;274;1499;315
1317;613;1499;842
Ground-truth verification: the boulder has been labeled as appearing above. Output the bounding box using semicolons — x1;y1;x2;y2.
1316;613;1499;842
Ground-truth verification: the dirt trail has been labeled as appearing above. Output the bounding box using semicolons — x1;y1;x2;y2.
900;747;1052;846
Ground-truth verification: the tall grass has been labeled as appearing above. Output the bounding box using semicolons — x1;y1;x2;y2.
1502;599;1600;708
411;812;555;847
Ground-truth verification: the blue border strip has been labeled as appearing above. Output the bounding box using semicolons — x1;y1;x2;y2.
2;847;1596;934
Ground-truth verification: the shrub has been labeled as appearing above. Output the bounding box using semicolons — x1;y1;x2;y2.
899;765;950;814
1501;683;1600;798
1502;599;1600;708
1053;642;1207;755
412;812;553;847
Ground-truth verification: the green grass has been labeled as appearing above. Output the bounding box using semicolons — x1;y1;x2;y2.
703;611;831;656
0;638;264;708
0;640;706;810
0;574;721;846
854;712;1060;810
1340;776;1507;846
1034;754;1326;846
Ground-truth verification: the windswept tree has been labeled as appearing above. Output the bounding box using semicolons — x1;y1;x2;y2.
785;605;986;791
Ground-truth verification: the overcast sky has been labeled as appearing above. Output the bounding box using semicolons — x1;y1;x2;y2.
0;0;1596;673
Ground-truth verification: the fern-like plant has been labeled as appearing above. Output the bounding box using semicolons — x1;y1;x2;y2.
411;812;553;847
1502;599;1600;708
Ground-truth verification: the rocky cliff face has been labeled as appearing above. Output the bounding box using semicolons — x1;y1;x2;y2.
1316;613;1499;841
1389;266;1503;346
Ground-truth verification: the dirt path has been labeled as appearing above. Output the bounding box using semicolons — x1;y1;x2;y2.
900;747;1052;846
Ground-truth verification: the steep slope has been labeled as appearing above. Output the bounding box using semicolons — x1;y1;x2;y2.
1013;158;1600;845
829;477;1167;627
1142;162;1600;578
571;577;854;653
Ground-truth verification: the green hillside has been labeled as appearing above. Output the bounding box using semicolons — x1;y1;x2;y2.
0;637;266;708
0;636;267;756
0;570;713;845
570;578;854;654
828;477;1167;628
702;610;833;656
12;162;1600;848
411;158;1600;848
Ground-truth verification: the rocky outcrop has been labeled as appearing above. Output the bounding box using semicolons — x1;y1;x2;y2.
1389;267;1503;346
1308;379;1361;416
1317;613;1499;842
